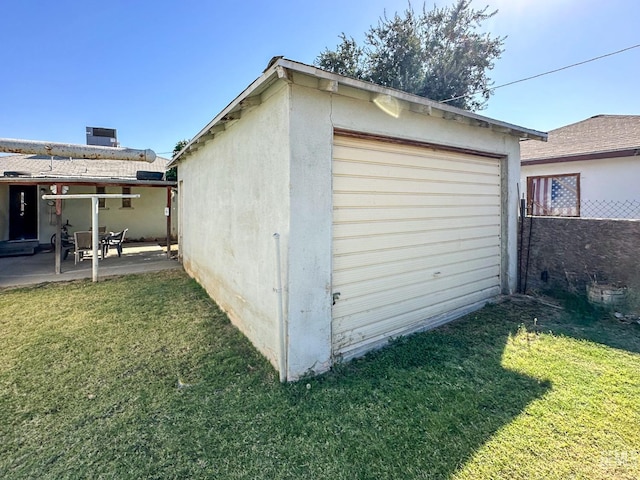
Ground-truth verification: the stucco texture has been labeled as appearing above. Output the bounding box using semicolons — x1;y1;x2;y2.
178;73;523;379
179;82;291;371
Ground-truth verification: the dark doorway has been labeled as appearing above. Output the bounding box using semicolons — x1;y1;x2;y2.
9;185;38;240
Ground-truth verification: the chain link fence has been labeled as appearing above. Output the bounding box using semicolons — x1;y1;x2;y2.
521;200;640;219
580;200;640;219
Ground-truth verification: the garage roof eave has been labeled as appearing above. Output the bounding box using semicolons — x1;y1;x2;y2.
275;59;548;143
169;58;547;166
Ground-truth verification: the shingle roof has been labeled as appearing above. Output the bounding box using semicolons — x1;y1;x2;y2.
0;154;169;179
520;115;640;161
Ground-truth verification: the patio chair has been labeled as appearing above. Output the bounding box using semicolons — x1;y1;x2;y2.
102;228;128;258
73;231;93;264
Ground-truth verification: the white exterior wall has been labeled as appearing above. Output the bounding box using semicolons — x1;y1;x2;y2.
285;76;521;378
286;84;334;376
36;184;170;242
179;83;291;371
178;74;523;380
521;155;640;202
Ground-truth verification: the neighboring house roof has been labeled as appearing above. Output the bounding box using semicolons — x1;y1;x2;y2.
521;114;640;165
0;154;172;185
170;57;547;166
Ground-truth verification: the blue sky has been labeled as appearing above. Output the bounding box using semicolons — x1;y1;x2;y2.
1;0;639;156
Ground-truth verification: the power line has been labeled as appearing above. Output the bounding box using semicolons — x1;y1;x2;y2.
439;43;640;105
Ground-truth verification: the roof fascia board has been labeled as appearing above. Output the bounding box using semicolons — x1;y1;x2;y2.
0;177;176;187
169;65;282;166
170;57;547;166
276;59;547;142
522;148;640;166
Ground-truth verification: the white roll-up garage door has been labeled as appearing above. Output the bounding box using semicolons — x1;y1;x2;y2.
332;133;503;360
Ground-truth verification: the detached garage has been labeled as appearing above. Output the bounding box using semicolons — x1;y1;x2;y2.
170;58;546;380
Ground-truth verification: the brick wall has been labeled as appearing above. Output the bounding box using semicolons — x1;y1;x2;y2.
518;217;640;294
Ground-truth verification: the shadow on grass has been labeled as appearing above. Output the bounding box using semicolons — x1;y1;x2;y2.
538;289;640;355
155;302;552;479
1;275;555;480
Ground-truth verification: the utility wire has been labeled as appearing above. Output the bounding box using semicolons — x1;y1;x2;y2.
157;44;640;149
439;43;640;104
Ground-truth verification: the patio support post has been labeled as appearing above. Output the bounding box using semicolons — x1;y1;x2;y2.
55;213;62;274
91;196;99;282
166;187;172;259
55;182;63;275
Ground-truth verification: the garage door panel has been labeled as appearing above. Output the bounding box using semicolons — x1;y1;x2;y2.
333;175;500;196
333;143;500;175
334;204;501;223
333;287;501;357
333;278;501;345
334;240;500;271
334;192;500;209
333;266;500;321
333;286;501;351
332;134;502;358
333;160;499;186
333;216;499;238
333;225;500;256
335;264;501;308
333;247;500;288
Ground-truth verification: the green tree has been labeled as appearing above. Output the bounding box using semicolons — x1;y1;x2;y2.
172;139;189;157
165;139;189;181
315;0;504;111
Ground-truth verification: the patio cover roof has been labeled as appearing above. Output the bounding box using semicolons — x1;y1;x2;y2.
0;153;175;187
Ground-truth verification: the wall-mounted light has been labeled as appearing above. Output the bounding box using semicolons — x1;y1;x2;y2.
373;94;401;118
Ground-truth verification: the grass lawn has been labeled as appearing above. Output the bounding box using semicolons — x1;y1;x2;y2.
1;270;639;479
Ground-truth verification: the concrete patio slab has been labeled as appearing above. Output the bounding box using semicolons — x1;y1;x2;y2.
0;243;181;289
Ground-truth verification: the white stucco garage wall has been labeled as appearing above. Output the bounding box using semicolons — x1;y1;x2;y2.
284;75;522;378
176;63;530;380
286;85;334;376
521;155;640;202
179;82;291;370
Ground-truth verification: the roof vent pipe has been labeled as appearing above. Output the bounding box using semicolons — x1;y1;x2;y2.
0;138;156;163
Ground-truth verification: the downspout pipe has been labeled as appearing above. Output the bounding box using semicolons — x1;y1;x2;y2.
0;138;156;163
273;233;287;382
